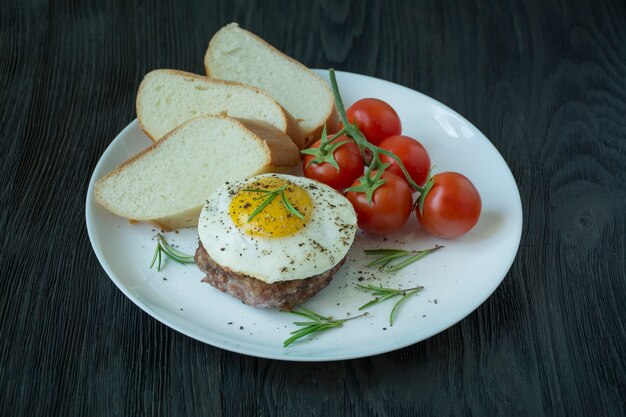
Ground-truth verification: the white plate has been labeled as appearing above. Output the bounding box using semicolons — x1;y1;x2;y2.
86;70;522;361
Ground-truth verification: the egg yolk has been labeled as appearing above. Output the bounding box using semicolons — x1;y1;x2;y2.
229;176;312;238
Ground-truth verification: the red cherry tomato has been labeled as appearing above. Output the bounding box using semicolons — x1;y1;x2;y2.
346;171;413;235
416;172;481;239
303;135;364;191
379;135;431;187
345;98;401;146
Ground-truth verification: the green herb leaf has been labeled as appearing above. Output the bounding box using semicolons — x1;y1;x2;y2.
390;288;422;325
288;307;326;321
246;187;283;221
283;324;330;347
243;185;305;222
150;233;195;271
357;284;424;325
364;245;443;272
283;307;368;347
281;191;304;220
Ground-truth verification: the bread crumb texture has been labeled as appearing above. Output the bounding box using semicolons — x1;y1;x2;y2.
95;115;297;229
206;23;333;138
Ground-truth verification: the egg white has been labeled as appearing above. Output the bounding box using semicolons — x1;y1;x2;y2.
198;173;357;283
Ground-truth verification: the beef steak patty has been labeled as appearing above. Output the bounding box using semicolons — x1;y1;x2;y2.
195;241;345;310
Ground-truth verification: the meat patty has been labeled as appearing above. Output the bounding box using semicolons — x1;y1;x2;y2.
195;241;345;310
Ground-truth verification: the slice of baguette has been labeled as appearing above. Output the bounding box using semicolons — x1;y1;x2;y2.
136;69;305;148
95;115;300;230
204;23;337;146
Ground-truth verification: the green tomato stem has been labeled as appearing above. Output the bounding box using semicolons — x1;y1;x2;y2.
328;69;429;198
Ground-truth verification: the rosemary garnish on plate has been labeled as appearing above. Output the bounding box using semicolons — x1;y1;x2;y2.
283;307;368;347
357;284;424;325
364;245;443;272
243;186;304;222
150;233;195;271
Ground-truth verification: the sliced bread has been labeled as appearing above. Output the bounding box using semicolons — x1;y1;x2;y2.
136;69;305;148
204;23;337;146
95;115;300;230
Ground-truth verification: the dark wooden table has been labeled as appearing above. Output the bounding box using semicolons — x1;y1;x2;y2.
2;0;625;415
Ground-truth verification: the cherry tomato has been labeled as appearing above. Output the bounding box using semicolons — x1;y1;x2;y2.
345;98;401;146
346;171;413;235
303;135;364;191
416;172;481;239
379;135;431;187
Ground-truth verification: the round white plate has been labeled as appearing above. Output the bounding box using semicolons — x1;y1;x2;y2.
86;70;522;361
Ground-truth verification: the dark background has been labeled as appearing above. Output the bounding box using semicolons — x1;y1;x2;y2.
1;0;625;416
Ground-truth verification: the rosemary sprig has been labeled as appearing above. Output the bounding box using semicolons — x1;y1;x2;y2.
243;186;304;222
283;307;368;347
357;284;424;325
150;233;195;272
364;245;443;272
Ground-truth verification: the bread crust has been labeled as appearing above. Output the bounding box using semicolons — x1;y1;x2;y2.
204;23;335;146
136;69;306;148
233;117;300;167
281;106;307;149
94;114;300;230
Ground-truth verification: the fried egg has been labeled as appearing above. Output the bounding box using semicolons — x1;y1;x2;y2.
198;173;358;283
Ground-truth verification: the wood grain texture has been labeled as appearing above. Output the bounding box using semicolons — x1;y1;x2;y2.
1;0;625;416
